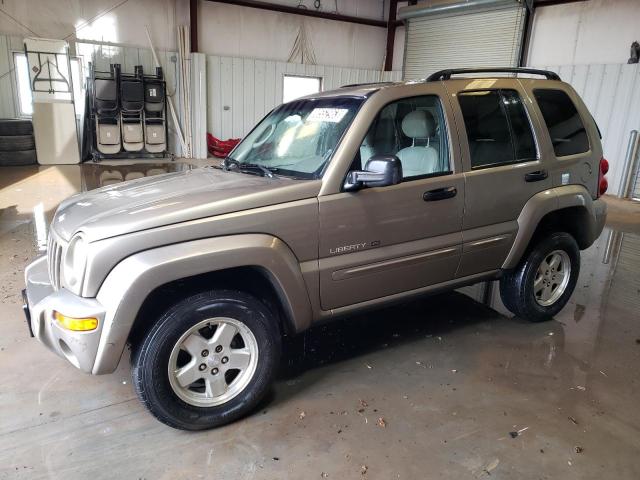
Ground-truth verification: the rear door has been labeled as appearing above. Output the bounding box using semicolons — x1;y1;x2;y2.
445;79;552;277
318;86;465;310
523;82;601;198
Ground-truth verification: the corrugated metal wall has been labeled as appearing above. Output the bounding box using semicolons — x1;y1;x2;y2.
535;63;640;196
206;55;402;140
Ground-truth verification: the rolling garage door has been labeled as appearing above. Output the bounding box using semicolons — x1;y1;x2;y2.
400;0;527;81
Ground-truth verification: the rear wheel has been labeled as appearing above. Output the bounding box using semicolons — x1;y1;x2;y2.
132;290;280;430
500;232;580;322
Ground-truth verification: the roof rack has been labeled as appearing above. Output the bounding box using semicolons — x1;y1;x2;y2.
340;81;394;88
426;68;561;82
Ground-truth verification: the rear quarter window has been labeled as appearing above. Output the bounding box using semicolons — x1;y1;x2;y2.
533;89;590;157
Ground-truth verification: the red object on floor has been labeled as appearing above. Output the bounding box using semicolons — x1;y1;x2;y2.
207;134;240;158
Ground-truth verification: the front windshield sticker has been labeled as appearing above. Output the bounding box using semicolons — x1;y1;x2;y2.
307;108;349;123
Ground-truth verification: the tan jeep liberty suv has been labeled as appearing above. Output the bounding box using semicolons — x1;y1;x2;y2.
23;67;608;430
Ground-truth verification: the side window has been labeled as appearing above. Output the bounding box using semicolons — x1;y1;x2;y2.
458;89;537;169
358;95;450;180
533;89;589;157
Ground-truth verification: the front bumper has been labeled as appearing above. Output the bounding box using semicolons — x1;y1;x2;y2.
23;256;106;373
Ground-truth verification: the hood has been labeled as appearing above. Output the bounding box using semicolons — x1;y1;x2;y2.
53;167;320;242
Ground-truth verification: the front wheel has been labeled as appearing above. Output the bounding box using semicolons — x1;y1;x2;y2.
500;232;580;322
132;290;281;430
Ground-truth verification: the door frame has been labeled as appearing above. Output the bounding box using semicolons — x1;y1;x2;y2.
316;84;467;310
319;82;464;195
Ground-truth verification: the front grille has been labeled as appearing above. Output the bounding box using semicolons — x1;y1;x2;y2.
47;231;64;290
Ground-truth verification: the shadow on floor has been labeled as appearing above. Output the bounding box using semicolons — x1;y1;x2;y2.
279;290;501;379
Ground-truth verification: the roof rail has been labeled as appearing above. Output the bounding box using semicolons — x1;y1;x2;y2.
426;68;561;82
340;81;394;88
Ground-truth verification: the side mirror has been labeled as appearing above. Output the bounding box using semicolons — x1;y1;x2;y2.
344;155;403;191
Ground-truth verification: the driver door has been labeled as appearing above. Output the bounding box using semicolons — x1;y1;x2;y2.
318;92;465;310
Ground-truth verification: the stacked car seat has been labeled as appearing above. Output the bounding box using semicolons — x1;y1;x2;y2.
84;63;168;161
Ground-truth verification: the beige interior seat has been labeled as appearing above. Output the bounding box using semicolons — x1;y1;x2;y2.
397;110;439;177
360;117;397;167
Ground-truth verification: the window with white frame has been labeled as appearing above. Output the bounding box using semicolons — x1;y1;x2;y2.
13;53;33;116
283;75;322;103
13;52;85;117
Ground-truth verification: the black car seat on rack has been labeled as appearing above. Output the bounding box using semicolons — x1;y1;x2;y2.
94;64;121;155
144;67;166;154
120;66;145;152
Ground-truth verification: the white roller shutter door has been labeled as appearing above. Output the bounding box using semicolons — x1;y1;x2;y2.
403;5;526;80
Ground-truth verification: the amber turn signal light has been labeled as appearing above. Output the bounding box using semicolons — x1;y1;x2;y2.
54;311;98;331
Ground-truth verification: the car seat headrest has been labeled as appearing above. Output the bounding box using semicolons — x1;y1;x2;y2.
401;110;435;139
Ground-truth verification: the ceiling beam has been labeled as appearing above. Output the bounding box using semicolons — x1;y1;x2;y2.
204;0;390;28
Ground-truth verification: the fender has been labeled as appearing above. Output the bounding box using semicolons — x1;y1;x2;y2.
502;185;606;270
91;234;313;374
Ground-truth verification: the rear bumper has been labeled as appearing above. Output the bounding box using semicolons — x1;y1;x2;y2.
593;198;607;239
23;256;106;373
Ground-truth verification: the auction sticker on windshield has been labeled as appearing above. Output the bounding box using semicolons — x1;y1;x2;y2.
307;108;349;123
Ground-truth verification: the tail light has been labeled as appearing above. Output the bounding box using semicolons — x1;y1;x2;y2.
597;157;609;198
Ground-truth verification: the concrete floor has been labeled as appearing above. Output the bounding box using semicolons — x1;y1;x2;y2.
1;162;639;479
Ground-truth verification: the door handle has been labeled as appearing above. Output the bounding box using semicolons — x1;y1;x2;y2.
524;170;548;182
423;186;457;202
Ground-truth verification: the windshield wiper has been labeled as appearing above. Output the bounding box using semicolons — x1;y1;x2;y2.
223;157;276;178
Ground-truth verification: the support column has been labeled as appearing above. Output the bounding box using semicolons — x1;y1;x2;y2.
384;0;398;71
190;0;199;53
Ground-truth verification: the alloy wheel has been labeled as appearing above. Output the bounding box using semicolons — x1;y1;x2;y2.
167;317;259;407
533;249;572;307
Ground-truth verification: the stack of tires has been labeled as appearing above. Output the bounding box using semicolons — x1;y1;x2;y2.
0;119;37;166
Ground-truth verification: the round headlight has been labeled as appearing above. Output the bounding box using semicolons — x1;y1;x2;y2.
63;234;88;291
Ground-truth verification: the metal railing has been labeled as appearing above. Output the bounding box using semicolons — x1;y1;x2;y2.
620;130;640;201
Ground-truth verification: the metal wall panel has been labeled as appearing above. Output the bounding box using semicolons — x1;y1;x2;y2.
403;6;525;80
535;63;640;197
206;55;402;139
191;53;207;160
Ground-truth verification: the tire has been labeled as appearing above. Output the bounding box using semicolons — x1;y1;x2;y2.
0;149;37;166
0;119;33;136
500;232;580;322
132;290;281;430
0;135;35;151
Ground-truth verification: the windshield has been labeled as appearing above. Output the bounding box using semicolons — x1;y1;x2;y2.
229;97;364;179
